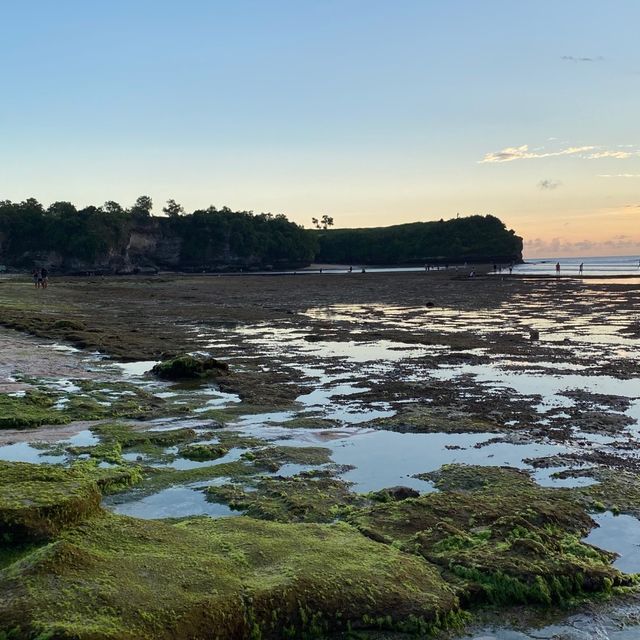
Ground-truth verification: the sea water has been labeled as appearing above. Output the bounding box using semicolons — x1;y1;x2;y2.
515;254;640;277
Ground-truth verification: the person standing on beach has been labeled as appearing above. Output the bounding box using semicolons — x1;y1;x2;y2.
32;269;39;287
579;262;584;275
41;267;48;288
555;262;560;276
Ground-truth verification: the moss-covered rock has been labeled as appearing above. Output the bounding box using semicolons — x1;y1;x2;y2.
0;514;460;639
65;423;199;465
0;383;167;430
348;465;631;607
0;461;140;543
242;445;333;471
0;391;68;429
179;443;229;461
578;468;640;518
206;475;361;523
151;354;229;380
91;422;198;448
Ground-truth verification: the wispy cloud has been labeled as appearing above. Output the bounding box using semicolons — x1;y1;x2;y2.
599;173;640;178
587;150;636;159
480;143;640;164
561;55;604;63
479;144;594;164
538;179;562;190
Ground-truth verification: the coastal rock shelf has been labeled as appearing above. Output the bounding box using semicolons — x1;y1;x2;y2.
0;271;638;638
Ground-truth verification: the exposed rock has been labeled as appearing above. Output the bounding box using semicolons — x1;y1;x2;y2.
151;354;229;380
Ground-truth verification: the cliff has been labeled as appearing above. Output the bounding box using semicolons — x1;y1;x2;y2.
0;201;522;273
314;215;523;265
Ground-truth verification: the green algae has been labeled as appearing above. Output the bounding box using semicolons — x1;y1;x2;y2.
179;443;229;461
142;460;257;492
242;445;333;471
577;469;640;518
64;423;199;464
206;475;361;523
0;461;141;542
0;514;460;639
0;544;41;571
273;416;341;430
348;465;631;608
151;354;229;380
0;457;635;638
90;422;198;448
0;383;167;430
0;392;68;429
370;405;500;434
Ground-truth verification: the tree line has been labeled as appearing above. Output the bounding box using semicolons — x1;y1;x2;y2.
313;215;522;264
0;198;522;271
0;197;317;269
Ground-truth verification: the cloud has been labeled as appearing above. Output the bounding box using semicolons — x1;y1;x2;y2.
538;179;562;190
479;144;594;163
598;174;640;178
587;150;636;159
525;234;640;257
561;55;604;62
480;143;640;164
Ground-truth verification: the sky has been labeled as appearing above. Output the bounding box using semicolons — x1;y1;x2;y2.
1;1;639;258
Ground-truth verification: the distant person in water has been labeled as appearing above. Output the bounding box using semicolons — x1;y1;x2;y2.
508;265;513;275
579;262;584;275
555;262;560;275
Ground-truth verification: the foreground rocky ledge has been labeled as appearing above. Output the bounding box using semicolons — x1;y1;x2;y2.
0;461;634;639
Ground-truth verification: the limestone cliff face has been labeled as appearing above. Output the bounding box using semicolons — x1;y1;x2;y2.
9;223;183;274
125;225;182;270
9;221;259;273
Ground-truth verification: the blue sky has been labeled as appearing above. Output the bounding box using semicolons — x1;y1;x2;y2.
1;1;639;256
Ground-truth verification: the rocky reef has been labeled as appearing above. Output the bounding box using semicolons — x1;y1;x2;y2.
0;460;634;639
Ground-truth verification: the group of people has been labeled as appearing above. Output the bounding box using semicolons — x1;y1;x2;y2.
556;262;585;275
32;267;49;288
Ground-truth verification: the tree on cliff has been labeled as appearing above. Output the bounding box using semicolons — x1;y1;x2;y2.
47;201;77;217
312;215;334;230
163;199;184;217
130;196;153;218
103;201;125;215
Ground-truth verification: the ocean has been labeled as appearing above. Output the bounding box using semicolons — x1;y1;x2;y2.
516;254;640;276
